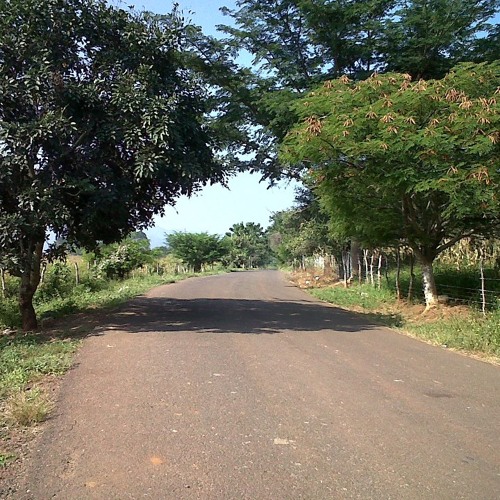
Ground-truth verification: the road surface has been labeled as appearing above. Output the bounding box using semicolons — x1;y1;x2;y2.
17;271;500;498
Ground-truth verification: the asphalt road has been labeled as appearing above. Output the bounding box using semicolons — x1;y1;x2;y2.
18;270;500;499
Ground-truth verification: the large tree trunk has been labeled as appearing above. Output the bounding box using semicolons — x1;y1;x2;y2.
18;239;44;331
420;258;439;309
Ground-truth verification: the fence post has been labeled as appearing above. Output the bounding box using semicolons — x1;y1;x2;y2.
40;262;47;283
480;259;486;316
74;262;80;285
370;253;375;286
1;268;6;298
396;247;402;300
377;254;383;289
364;249;369;284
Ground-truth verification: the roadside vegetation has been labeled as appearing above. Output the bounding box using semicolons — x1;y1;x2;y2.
268;186;499;361
310;282;500;359
297;263;500;360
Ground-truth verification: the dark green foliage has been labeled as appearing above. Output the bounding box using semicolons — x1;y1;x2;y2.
221;0;324;90
0;0;224;329
382;0;500;79
470;23;500;62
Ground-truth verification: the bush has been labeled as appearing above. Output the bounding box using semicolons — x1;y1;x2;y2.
98;240;150;279
35;263;74;302
0;297;21;329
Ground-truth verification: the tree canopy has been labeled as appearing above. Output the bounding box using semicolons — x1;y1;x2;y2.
280;62;500;306
166;232;226;273
0;0;224;329
200;0;500;180
224;222;272;269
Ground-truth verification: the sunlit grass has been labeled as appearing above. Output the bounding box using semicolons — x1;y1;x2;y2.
310;283;396;311
308;275;499;359
406;310;500;356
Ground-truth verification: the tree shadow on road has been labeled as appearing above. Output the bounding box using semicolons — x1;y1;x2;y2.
91;296;394;335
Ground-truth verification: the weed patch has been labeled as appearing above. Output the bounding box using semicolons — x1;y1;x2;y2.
0;453;16;468
6;388;54;427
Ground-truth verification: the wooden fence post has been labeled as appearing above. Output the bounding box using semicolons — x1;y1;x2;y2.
377;254;383;289
74;262;80;286
363;249;369;284
396;247;402;300
1;268;6;298
370;253;375;286
40;262;47;283
480;260;486;316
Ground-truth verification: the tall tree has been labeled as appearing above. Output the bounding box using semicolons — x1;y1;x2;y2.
224;222;272;268
220;0;323;91
204;0;499;181
166;232;226;272
382;0;500;79
0;0;223;330
280;63;500;307
298;0;395;79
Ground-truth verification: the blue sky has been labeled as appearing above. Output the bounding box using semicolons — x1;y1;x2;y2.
129;0;300;246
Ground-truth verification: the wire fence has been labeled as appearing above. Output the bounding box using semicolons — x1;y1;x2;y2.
298;251;500;314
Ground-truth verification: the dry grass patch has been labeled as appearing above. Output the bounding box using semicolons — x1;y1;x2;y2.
5;387;54;427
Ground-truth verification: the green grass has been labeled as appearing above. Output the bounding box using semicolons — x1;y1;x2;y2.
310;283;397;311
0;333;79;400
309;278;500;359
406;310;500;356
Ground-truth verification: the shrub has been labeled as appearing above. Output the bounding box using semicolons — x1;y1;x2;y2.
35;263;74;302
